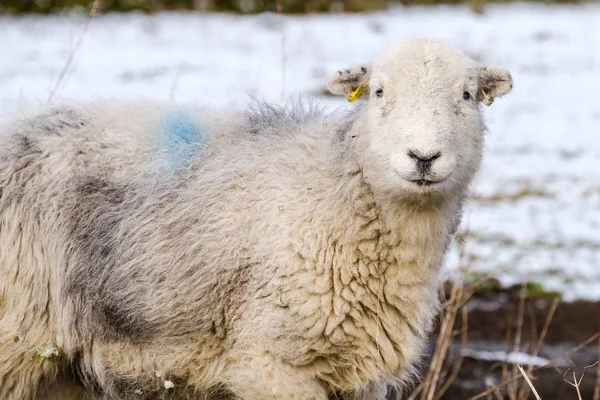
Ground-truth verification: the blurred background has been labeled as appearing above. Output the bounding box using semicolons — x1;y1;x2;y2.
1;0;599;398
2;0;586;14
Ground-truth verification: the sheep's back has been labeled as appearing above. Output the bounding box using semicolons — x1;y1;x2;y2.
0;101;341;346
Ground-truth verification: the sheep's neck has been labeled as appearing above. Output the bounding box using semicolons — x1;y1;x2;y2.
324;150;455;378
339;169;452;286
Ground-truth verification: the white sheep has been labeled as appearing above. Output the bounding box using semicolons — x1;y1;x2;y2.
0;38;512;400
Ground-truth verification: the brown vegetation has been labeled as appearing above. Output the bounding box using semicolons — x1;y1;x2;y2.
396;280;600;400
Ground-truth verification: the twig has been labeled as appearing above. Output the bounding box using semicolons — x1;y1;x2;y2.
275;0;286;102
419;307;450;399
517;365;541;400
440;267;509;311
408;274;469;400
509;284;527;400
564;362;599;400
434;306;468;400
527;301;538;355
594;336;600;400
405;382;424;400
422;281;462;400
564;370;583;400
492;388;504;400
49;0;101;102
519;297;558;400
501;306;514;397
530;298;558;362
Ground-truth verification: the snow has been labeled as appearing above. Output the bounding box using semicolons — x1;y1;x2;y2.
460;348;553;368
36;345;60;359
1;4;599;300
163;380;175;389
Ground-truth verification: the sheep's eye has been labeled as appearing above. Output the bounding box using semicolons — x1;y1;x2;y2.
375;89;384;98
462;91;471;101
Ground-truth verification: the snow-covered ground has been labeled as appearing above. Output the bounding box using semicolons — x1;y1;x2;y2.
1;4;599;299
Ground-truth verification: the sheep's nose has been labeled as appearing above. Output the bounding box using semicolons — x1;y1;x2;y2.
408;150;441;172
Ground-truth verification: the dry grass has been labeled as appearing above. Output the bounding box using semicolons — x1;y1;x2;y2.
404;236;480;400
400;228;599;400
402;271;600;400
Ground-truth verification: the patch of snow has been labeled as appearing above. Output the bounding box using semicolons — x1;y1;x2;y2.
36;345;59;359
461;348;550;367
1;4;598;299
164;380;175;389
484;376;498;387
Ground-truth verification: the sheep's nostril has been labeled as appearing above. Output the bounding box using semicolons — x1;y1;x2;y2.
407;150;441;173
407;150;442;163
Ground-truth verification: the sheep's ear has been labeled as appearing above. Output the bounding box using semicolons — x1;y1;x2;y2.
328;65;371;102
477;66;513;106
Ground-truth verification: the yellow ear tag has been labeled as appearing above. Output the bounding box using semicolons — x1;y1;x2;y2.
482;91;494;106
347;86;364;103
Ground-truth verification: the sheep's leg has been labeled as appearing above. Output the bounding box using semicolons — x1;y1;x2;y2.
224;353;328;400
0;328;61;400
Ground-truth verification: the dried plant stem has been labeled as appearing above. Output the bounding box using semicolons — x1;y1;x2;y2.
421;275;469;400
275;0;286;102
594;336;600;400
563;363;599;400
49;0;101;102
440;268;508;311
408;230;473;400
530;298;558;361
491;388;504;400
405;382;424;400
501;306;514;396
422;292;457;399
568;370;583;400
518;298;558;399
508;284;527;400
434;306;468;400
517;365;541;400
564;362;599;400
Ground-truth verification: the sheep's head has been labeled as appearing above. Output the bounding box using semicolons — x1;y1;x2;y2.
328;38;512;200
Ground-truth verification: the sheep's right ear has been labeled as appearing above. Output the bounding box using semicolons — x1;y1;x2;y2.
477;66;513;106
328;65;371;102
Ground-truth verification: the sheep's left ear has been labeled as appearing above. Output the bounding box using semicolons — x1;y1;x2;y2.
477;66;513;106
328;65;371;102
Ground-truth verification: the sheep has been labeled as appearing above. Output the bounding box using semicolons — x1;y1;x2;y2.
0;38;512;400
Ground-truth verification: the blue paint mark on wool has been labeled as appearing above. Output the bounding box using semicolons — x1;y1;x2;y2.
161;113;205;168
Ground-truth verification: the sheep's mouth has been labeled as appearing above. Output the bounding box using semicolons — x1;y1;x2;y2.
408;179;443;187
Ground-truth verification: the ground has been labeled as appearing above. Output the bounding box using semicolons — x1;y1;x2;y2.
428;284;600;399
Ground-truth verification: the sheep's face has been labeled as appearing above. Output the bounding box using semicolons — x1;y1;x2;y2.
329;39;512;200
